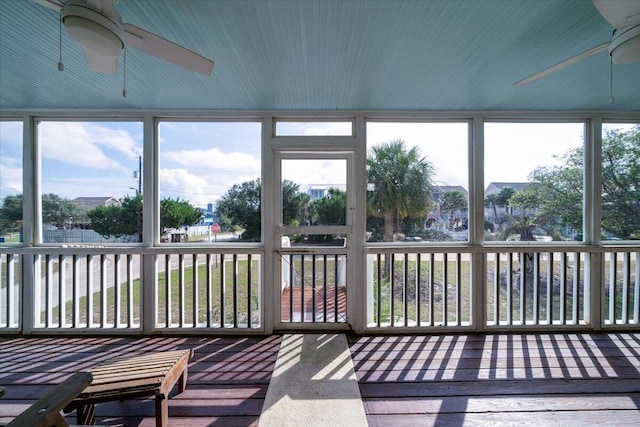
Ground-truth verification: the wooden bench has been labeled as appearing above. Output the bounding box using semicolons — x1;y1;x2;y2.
64;349;193;427
8;371;93;427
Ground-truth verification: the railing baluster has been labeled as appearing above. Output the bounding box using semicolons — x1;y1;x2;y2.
58;254;65;328
416;253;422;327
7;254;16;327
287;255;293;323
507;253;512;326
622;252;630;324
206;254;212;327
312;254;317;322
324;254;329;323
494;253;500;325
429;253;435;326
442;253;448;326
247;254;252;328
127;254;134;328
547;252;553;325
165;254;172;328
72;254;79;328
233;254;238;328
300;254;305;322
220;253;226;327
403;253;409;327
573;252;580;324
390;253;395;327
456;252;461;326
45;255;51;327
533;252;539;325
520;252;526;326
193;254;199;327
560;253;567;325
634;252;640;324
114;253;121;328
100;254;107;328
334;254;339;322
86;255;93;328
375;254;381;327
178;254;185;328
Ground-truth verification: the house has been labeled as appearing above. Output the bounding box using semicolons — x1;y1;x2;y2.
72;196;121;210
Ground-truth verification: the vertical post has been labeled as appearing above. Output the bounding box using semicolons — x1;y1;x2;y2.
470;117;486;331
142;116;157;333
262;115;275;334
22;116;39;334
586;118;603;330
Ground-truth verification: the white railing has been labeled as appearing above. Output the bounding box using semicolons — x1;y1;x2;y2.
0;252;20;329
0;246;262;333
156;251;261;329
1;245;638;334
366;250;472;329
604;250;639;326
486;250;587;328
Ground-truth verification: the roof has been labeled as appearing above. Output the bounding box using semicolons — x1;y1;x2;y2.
1;1;639;112
484;182;530;196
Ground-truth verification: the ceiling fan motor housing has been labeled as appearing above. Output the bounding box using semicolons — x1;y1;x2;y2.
62;0;124;56
609;24;640;64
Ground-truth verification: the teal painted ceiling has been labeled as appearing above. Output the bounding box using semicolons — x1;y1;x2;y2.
0;0;639;111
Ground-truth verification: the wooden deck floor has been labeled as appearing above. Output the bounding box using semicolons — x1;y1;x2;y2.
350;332;640;426
1;332;639;426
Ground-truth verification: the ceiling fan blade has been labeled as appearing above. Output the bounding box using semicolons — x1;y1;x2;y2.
31;0;63;11
593;0;640;29
86;0;115;18
123;23;214;75
83;48;119;74
514;42;609;86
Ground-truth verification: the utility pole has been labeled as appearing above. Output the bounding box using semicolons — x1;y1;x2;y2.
138;155;142;194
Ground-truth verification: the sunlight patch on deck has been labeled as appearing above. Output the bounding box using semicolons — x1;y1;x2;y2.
259;334;367;427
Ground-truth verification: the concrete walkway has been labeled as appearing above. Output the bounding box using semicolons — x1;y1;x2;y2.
259;334;368;427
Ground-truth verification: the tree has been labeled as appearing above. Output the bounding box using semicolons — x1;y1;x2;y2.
502;187;542;241
216;179;261;240
531;126;640;239
89;195;202;241
0;194;23;233
88;194;142;241
312;188;346;226
485;186;516;224
42;194;87;228
440;190;467;230
1;194;87;232
216;178;309;241
367;140;434;242
160;198;203;232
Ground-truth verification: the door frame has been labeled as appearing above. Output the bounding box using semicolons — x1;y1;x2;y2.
262;116;367;332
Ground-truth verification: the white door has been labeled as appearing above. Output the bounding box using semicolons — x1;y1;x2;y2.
273;151;354;330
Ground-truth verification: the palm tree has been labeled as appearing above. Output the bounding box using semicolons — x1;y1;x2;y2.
440;190;467;230
367;140;434;242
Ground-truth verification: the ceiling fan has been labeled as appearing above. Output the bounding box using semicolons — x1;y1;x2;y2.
515;0;640;86
32;0;214;75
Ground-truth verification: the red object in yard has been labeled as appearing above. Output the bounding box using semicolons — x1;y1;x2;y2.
211;223;221;233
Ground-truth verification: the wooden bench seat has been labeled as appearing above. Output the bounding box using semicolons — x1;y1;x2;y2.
64;349;193;427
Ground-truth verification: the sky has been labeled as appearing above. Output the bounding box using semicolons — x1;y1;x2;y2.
0;119;636;209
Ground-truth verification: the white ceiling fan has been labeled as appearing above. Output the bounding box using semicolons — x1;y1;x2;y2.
515;0;640;86
32;0;214;75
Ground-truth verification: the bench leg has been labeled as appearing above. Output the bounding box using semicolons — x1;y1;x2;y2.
77;404;96;425
178;368;189;394
155;394;168;427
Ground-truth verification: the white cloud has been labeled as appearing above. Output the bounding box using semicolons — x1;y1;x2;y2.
163;147;260;174
39;122;140;173
0;159;22;194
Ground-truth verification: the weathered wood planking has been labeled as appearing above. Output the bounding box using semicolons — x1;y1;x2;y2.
351;332;640;426
0;336;280;426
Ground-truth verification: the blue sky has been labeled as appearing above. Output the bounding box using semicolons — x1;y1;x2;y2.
0;120;633;209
